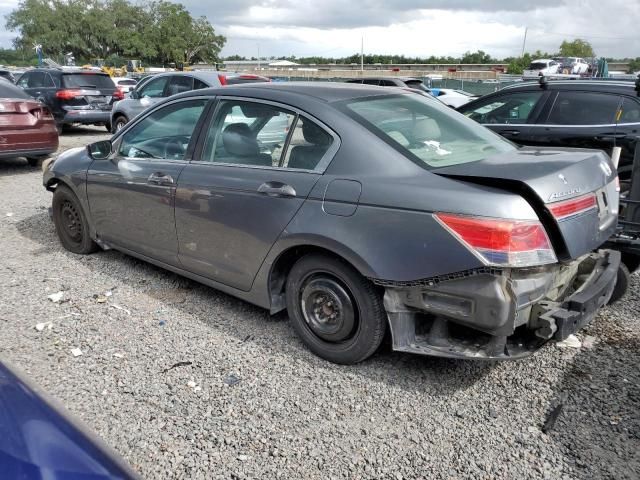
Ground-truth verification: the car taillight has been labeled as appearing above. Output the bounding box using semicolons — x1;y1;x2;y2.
56;89;81;100
113;87;125;100
218;74;228;86
548;193;597;221
434;213;557;267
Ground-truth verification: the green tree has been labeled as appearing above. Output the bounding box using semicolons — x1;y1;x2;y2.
460;50;493;64
559;39;595;57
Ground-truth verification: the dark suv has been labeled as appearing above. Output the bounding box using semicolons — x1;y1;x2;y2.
457;79;640;183
17;68;120;132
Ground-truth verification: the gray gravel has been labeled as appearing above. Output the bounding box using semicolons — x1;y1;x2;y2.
0;126;639;479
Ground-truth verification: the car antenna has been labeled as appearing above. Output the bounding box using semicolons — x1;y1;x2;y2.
539;75;548;89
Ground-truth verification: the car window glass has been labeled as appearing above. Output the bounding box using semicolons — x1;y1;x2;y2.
118;99;207;160
43;73;55;87
26;72;46;88
194;78;209;89
167;76;194;96
460;91;544;124
379;80;397;86
201;100;297;167
362;79;381;86
62;74;115;89
547;91;620;125
344;94;515;169
16;73;29;88
138;76;169;98
618;97;640;124
282;116;333;170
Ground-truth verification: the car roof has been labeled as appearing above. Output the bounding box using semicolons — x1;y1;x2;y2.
499;79;639;94
350;76;421;82
173;81;408;103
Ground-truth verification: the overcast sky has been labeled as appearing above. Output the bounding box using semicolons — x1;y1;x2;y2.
1;0;638;59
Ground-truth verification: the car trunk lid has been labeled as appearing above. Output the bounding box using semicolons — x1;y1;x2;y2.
0;99;52;130
433;147;619;260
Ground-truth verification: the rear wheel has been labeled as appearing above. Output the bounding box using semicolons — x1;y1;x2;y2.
52;186;98;254
26;155;48;167
285;254;386;364
113;115;128;133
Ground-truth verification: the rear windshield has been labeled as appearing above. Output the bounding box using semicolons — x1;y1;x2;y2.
0;81;31;99
342;94;515;169
528;62;547;70
224;75;268;85
117;79;137;86
62;73;115;89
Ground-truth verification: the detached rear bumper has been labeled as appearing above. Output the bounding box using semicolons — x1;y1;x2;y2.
379;250;620;360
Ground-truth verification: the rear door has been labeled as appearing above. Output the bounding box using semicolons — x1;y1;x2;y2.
87;98;209;264
175;98;337;291
458;90;549;143
532;90;622;155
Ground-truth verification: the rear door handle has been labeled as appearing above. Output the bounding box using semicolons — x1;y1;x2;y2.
147;172;174;186
257;182;296;197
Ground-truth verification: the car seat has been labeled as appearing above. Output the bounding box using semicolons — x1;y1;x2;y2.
288;121;332;170
219;123;272;166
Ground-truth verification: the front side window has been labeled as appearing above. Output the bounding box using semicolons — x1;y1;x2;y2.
138;76;169;98
118;99;207;160
547;91;620;125
460;91;544;124
200;100;332;170
343;94;515;169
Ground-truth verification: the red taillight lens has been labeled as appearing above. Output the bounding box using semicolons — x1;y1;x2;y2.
218;73;228;86
55;89;81;100
435;213;557;267
113;87;125;100
548;193;597;221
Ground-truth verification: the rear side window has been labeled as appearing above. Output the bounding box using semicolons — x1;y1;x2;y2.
62;73;115;89
547;91;620;125
194;79;209;89
344;94;515;169
617;97;640;124
362;79;380;86
460;91;544;124
166;76;194;96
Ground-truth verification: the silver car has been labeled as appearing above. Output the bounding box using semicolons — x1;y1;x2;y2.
110;71;269;132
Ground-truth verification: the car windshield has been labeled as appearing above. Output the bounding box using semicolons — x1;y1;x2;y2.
62;73;115;89
343;94;515;168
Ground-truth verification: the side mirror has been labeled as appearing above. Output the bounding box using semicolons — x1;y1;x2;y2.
88;140;112;160
130;90;139;99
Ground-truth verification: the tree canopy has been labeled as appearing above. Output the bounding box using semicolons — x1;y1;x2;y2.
5;0;225;66
558;38;595;58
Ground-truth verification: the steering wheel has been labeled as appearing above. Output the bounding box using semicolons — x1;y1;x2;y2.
164;137;186;159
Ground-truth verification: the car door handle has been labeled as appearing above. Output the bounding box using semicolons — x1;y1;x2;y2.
502;129;521;136
257;182;296;197
147;172;174;186
595;133;627;140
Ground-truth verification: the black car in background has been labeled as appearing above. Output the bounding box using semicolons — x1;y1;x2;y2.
0;68;16;83
17;68;120;132
457;79;640;183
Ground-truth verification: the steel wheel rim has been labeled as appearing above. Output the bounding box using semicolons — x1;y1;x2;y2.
116;120;126;131
300;274;358;343
60;200;83;244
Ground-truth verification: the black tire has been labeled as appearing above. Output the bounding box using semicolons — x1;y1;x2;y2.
55;123;63;135
285;254;387;364
621;253;640;273
26;155;47;167
113;116;128;133
608;263;630;305
104;122;112;132
52;185;99;255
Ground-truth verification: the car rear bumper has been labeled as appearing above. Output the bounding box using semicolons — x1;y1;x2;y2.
0;146;57;159
379;249;620;360
62;110;111;125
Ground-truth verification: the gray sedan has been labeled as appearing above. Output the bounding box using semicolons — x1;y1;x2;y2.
44;83;620;364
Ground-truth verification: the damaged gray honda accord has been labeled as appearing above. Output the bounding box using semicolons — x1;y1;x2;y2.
43;82;621;364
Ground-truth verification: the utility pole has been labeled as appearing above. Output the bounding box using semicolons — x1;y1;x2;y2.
521;27;528;57
361;36;364;72
257;43;261;69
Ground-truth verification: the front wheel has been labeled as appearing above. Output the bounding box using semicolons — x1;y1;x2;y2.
52;186;99;254
112;116;128;133
285;254;387;364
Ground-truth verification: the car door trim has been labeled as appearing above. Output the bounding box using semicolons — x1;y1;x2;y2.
189;95;341;174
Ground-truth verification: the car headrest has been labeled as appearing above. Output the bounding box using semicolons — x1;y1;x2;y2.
413;118;441;141
302;120;332;146
239;103;276;119
222;123;259;157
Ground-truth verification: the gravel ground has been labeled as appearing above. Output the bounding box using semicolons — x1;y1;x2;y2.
1;127;639;479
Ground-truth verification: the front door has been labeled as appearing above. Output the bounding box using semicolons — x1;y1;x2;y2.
86;98;208;265
175;99;336;291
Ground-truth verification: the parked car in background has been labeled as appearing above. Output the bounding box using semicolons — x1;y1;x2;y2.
346;76;431;92
553;57;590;74
426;88;478;108
44;83;621;364
522;59;559;79
16;68;121;133
458;78;640;273
0;68;16;83
0;80;58;166
110;71;270;132
0;359;138;479
111;76;138;94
